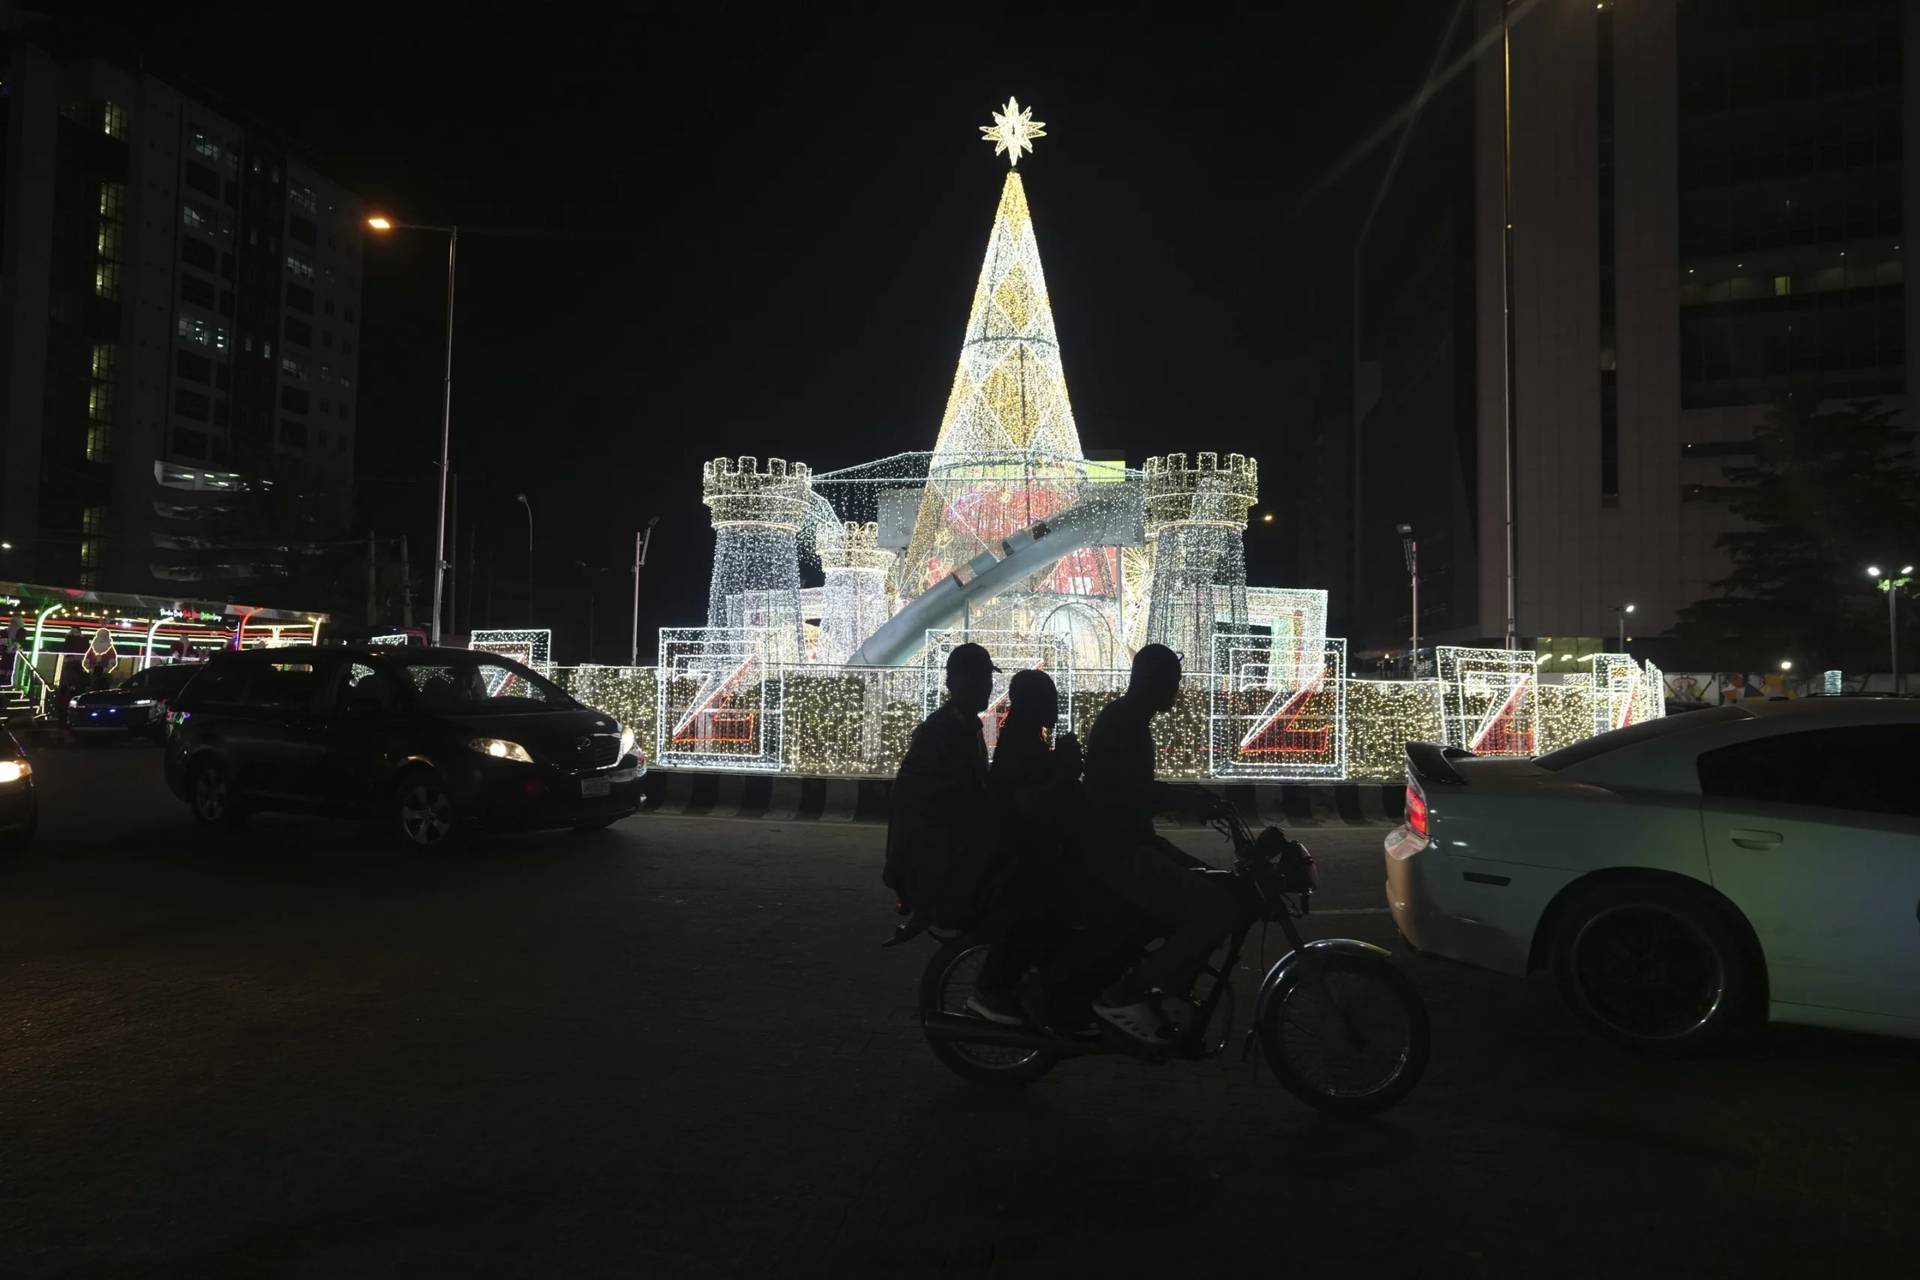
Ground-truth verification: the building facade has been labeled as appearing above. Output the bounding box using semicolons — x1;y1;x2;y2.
0;17;361;595
1336;0;1915;657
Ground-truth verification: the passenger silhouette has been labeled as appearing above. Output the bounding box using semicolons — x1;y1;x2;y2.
965;668;1086;1027
883;643;1000;927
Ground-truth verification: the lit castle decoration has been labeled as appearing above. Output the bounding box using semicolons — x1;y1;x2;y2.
614;100;1669;777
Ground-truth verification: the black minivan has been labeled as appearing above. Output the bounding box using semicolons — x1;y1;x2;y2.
163;645;645;846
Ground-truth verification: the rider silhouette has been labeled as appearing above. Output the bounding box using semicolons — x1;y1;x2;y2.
1070;644;1241;1044
883;643;999;927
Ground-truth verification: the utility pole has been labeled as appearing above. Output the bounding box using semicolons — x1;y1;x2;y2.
366;530;378;626
1500;0;1519;650
1398;524;1419;667
465;523;478;637
447;473;459;639
631;516;659;667
399;534;414;630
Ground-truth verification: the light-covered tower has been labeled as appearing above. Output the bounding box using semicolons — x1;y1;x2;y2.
816;522;895;666
702;456;812;654
1142;451;1259;671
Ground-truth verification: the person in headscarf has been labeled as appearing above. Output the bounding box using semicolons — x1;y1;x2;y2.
81;627;119;690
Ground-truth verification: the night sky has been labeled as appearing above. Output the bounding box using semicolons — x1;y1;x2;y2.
119;1;1446;659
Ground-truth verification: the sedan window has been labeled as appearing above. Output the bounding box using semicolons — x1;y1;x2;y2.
1537;703;1753;771
1698;725;1920;818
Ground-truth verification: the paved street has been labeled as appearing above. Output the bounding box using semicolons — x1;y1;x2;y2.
2;746;1916;1278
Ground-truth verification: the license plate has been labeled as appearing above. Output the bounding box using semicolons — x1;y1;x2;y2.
581;778;611;798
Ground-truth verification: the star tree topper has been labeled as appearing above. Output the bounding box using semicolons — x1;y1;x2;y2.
980;96;1047;166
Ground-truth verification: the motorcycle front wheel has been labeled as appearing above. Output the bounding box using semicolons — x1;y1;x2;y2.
919;937;1059;1088
1258;951;1429;1115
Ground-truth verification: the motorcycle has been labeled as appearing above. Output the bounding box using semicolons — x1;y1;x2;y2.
890;801;1430;1116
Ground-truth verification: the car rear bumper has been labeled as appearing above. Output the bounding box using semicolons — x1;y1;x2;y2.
1384;824;1533;977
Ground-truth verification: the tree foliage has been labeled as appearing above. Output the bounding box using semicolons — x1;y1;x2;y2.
1669;398;1920;669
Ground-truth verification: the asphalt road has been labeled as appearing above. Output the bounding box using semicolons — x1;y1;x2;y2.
2;746;1916;1278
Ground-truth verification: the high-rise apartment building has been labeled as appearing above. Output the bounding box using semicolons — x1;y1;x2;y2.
0;15;361;594
1332;0;1916;657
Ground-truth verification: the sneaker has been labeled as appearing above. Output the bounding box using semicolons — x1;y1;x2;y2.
965;988;1027;1027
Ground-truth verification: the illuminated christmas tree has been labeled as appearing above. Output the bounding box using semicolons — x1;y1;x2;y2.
899;99;1118;626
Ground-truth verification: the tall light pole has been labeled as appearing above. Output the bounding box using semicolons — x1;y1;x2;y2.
631;516;659;668
1611;601;1635;653
1866;564;1913;694
1397;523;1418;666
366;216;458;645
515;493;534;625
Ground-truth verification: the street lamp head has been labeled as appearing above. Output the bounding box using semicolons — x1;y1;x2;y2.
1396;523;1413;536
1903;564;1916;575
647;515;661;528
1780;659;1793;671
1867;565;1883;578
1624;603;1636;614
1262;512;1274;523
366;215;394;232
515;492;529;505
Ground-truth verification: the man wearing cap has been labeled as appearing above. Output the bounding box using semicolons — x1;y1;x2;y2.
883;642;1001;927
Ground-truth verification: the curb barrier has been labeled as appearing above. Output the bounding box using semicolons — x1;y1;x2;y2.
641;770;1404;828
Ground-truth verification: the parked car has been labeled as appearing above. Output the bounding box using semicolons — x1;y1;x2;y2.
1385;698;1920;1054
0;727;35;852
67;663;202;742
163;645;646;847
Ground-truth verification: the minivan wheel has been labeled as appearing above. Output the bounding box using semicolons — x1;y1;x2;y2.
190;759;246;830
394;772;460;849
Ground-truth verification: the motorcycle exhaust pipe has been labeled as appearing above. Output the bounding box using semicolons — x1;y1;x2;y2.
921;1011;1101;1056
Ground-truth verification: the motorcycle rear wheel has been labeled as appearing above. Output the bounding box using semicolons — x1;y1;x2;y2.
1259;951;1428;1115
919;937;1059;1088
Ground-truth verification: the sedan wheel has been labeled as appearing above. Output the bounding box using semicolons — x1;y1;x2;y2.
1553;879;1752;1057
396;774;459;849
191;760;245;830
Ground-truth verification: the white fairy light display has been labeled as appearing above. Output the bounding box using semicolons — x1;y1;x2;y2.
546;102;1671;780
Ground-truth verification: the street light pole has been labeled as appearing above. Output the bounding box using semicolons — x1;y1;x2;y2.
516;493;534;625
1611;602;1635;653
631;516;659;668
1868;564;1912;693
366;216;459;645
1397;524;1418;665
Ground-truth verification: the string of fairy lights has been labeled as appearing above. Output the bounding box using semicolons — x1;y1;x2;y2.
538;101;1665;780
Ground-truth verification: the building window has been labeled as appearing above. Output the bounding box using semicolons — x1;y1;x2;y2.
175;388;211;421
182;203;209;233
288;184;317;214
285;316;313;347
184;160;221;199
280;418;308;448
90;344;114;381
1773;275;1792;296
286;253;314;280
97;180;126;220
286;284;314;314
180;237;216;272
96;221;122;261
281;355;308;380
102;100;126;139
171;427;208;459
180;275;215;308
322;298;334;316
321;330;333;350
93;262;121;300
288;215;317;247
190;130;221;160
175;350;212;383
319;396;331;414
280;385;310;414
81;505;107;536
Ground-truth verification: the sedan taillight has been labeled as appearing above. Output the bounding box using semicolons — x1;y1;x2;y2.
1405;783;1429;837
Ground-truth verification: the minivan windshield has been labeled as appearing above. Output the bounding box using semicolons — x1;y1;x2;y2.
392;654;576;713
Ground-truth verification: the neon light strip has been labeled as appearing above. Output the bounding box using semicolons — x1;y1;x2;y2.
1469;674;1533;753
1238;668;1326;752
671;655;755;740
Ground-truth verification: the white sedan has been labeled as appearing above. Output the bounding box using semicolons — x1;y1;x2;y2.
1384;698;1920;1054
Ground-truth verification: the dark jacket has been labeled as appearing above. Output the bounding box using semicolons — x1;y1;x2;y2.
987;723;1082;864
1082;693;1178;845
883;701;992;924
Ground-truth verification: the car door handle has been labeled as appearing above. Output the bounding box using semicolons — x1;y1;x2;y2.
1730;828;1783;850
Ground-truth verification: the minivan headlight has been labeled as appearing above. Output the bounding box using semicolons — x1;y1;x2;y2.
619;725;636;760
468;737;534;764
0;760;30;784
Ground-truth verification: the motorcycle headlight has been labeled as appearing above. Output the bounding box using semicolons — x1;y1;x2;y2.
0;760;30;784
467;736;534;764
619;725;636;760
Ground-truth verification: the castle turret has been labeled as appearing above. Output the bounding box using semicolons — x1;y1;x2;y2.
1141;451;1259;670
816;522;895;666
702;457;812;652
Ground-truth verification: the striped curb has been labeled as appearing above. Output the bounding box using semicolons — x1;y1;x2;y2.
640;770;1404;828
